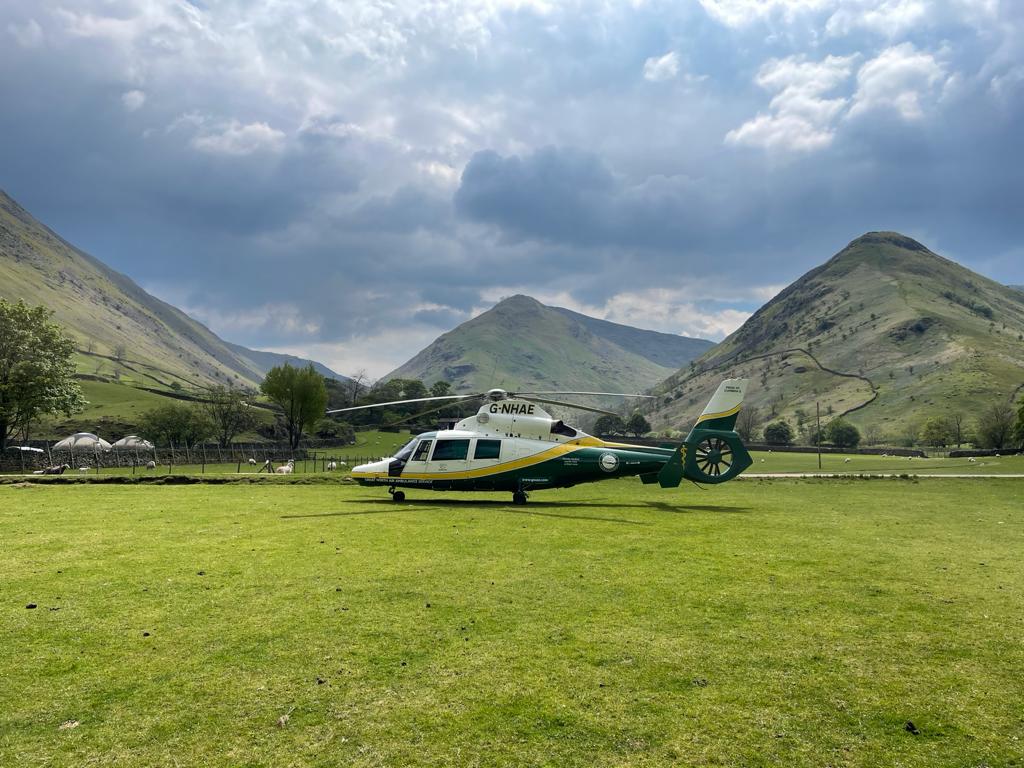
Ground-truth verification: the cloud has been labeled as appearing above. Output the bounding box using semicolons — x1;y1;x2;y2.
643;51;680;82
8;17;41;47
191;120;287;156
726;53;857;151
825;0;928;37
121;89;146;112
848;43;949;120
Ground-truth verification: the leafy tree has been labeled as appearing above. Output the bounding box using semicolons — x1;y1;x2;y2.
1014;399;1024;449
734;405;763;442
950;412;967;447
626;412;651;437
976;402;1016;449
0;300;85;450
826;418;861;448
140;402;215;448
430;381;452;397
763;420;794;445
921;416;953;448
593;414;626;435
260;364;327;448
203;385;259;446
261;363;329;448
314;418;356;443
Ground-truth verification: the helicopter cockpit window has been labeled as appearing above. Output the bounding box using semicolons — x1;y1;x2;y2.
550;420;577;438
393;438;417;462
411;440;432;461
431;439;470;461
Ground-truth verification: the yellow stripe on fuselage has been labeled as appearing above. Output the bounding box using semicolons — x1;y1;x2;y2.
695;404;741;424
350;436;663;482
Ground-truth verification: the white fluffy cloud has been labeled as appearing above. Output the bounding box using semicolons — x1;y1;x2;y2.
191;121;286;156
848;43;949;120
643;51;680;82
726;54;857;151
121;89;146;112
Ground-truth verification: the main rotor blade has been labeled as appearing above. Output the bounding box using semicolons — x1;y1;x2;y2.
513;391;654;399
523;396;619;416
382;396;484;428
326;393;481;415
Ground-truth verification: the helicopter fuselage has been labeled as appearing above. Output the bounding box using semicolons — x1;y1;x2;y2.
350;399;675;493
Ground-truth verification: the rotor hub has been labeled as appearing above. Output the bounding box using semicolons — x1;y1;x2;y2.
486;388;509;401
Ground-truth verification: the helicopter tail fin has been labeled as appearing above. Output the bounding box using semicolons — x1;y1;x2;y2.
689;378;748;433
668;378;752;486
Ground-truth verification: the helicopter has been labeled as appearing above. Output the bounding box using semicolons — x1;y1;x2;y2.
326;378;752;504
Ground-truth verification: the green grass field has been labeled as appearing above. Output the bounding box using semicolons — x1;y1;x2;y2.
2;478;1022;766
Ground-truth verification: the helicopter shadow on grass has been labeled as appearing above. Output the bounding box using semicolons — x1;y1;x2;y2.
281;496;751;525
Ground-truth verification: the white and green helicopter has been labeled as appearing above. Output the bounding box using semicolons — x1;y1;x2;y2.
327;379;752;504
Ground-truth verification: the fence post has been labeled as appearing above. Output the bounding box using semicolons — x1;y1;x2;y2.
201;443;207;474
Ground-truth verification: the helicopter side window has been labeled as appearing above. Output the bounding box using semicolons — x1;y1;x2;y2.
550;420;578;438
474;439;501;460
411;440;432;461
431;439;470;461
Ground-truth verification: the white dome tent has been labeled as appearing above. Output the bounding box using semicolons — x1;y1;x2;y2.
53;433;112;452
52;432;112;472
111;435;155;452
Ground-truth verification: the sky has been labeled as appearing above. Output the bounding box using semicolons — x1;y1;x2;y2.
1;0;1022;378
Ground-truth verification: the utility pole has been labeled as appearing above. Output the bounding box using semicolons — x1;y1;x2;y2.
816;401;822;471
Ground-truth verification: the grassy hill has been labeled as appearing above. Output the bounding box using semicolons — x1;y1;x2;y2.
645;232;1024;441
384;294;713;395
1;189;348;434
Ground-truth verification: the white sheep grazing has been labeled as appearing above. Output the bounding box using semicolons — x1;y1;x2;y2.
968;457;977;463
248;458;257;466
326;461;337;471
275;460;295;475
79;466;90;473
843;458;850;463
145;460;156;470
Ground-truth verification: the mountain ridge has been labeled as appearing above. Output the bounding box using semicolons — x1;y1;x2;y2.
385;294;713;395
645;232;1024;440
0;189;346;391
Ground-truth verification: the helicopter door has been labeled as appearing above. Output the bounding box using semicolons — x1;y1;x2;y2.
428;439;471;481
406;439;432;472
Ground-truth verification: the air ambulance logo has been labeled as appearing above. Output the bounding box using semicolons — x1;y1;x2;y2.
598;452;620;472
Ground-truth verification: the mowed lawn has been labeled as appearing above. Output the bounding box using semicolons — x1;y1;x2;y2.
2;479;1022;767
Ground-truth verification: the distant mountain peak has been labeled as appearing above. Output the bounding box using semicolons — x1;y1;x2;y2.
845;231;930;253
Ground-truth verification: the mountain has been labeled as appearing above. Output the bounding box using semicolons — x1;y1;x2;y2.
645;232;1024;440
0;189;343;393
222;342;348;382
384;294;713;395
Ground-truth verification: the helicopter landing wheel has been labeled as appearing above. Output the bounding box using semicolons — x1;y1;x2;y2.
390;489;406;502
512;490;528;505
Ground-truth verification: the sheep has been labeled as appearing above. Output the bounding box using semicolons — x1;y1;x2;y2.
326;461;337;471
248;458;257;466
78;466;90;473
274;460;295;475
145;460;156;470
843;458;850;463
968;457;977;463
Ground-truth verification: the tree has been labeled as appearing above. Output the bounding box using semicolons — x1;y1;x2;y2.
976;402;1016;449
921;416;953;448
763;420;794;445
260;363;328;448
0;300;85;450
1014;399;1024;449
826;418;861;448
593;414;626;436
951;412;967;447
625;412;651;437
203;385;259;446
863;423;885;447
140;402;214;448
735;406;763;442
